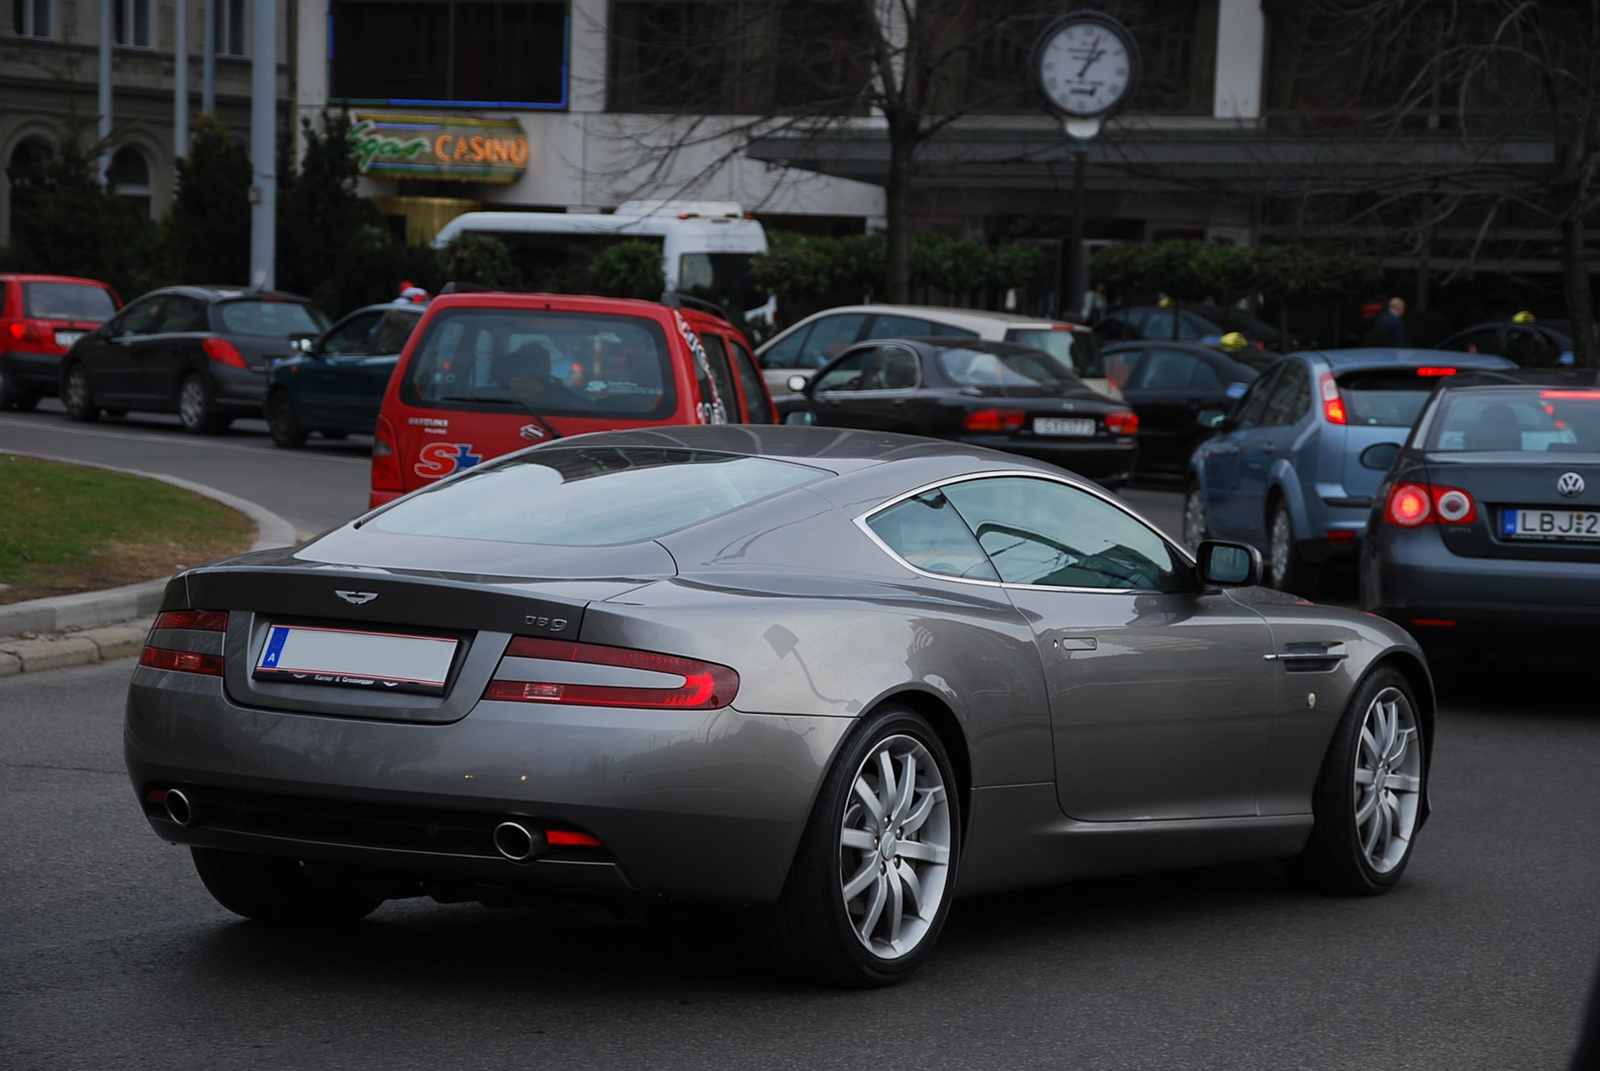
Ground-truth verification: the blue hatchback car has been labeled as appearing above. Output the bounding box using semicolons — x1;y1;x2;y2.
1183;348;1515;594
265;301;424;448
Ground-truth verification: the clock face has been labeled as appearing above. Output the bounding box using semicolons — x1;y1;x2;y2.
1035;17;1136;117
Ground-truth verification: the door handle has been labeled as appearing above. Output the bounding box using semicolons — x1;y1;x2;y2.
1055;636;1098;652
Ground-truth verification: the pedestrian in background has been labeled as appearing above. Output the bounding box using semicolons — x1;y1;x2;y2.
1080;280;1108;323
1367;296;1411;346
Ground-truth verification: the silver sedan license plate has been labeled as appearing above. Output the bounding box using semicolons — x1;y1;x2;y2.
1502;508;1600;541
253;624;459;695
1033;417;1096;437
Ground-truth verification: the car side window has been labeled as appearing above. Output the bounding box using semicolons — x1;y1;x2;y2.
942;476;1189;592
797;314;868;370
159;296;209;334
1103;349;1141;388
369;310;422;354
1449;327;1502;355
1231;365;1281;428
1260;362;1310;425
864;314;934;340
321;310;386;355
1504;327;1557;368
696;333;745;422
759;324;811;369
856;345;919;391
107;295;169;339
1130;349;1199;390
813;348;871;392
727;338;774;424
866;490;998;580
1191;359;1224;390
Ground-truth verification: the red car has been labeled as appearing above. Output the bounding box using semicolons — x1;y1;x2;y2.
0;273;122;410
370;293;775;507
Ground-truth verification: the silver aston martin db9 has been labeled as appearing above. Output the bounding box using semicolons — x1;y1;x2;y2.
126;426;1434;986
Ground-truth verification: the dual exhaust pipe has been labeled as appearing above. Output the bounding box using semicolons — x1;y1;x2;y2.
161;789;549;864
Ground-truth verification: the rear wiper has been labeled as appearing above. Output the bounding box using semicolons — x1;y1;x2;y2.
438;395;517;404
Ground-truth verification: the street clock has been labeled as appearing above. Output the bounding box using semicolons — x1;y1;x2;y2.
1032;11;1141;119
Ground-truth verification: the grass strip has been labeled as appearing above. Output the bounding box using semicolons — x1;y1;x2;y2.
0;454;256;605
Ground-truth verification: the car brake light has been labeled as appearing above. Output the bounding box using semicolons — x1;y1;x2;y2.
139;610;228;676
484;637;739;710
1104;410;1139;435
1384;481;1477;527
202;337;247;368
1416;367;1457;377
1320;372;1346;424
8;321;33;341
1326;530;1356;548
1541;390;1600;400
371;415;403;492
963;408;1027;433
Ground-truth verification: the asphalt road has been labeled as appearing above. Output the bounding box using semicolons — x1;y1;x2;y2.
3;403;1598;1069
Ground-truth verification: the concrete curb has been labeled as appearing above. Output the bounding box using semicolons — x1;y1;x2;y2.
0;451;297;677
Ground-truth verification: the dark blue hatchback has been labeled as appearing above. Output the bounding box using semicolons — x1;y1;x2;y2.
1183;348;1515;594
266;301;423;448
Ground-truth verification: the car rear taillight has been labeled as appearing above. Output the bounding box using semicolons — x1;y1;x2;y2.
202;337;247;369
963;408;1027;433
371;415;403;493
1104;410;1139;435
139;610;228;676
1541;390;1600;400
5;320;52;350
484;637;739;710
1319;372;1347;425
1416;367;1457;377
1384;482;1477;528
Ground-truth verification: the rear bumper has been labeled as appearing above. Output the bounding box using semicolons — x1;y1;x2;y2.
212;367;269;414
125;670;852;905
1364;525;1600;637
1;348;64;394
961;435;1139;486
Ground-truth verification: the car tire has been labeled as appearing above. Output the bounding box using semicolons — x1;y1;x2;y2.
1267;500;1318;595
190;847;384;924
61;363;99;422
1182;483;1210;552
762;704;961;987
267;391;308;448
1282;666;1426;895
178;373;224;434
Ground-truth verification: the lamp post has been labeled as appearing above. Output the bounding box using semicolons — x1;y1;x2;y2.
1031;11;1140;319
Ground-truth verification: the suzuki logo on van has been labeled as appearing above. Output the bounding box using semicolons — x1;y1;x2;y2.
518;424;548;442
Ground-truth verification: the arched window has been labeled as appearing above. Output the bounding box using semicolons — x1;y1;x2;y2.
7;136;55;237
110;146;153;218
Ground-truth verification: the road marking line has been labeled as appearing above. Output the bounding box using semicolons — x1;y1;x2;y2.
0;416;371;466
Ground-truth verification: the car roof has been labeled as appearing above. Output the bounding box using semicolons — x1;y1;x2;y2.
0;273;115;287
422;291;734;330
788;304;1070;330
150;284;319;303
1293;347;1517;371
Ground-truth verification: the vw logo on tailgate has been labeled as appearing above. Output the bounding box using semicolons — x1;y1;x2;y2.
1557;472;1586;498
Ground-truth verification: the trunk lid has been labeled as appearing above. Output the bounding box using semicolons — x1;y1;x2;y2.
1422;454;1600;563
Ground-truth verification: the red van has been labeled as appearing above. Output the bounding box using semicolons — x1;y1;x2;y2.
369;292;775;507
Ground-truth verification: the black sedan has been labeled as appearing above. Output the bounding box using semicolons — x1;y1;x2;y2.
1361;369;1600;656
62;285;330;433
1436;319;1575;368
789;338;1139;487
266;300;423;448
1102;340;1267;478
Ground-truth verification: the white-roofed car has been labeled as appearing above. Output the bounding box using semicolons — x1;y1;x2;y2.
756;304;1121;402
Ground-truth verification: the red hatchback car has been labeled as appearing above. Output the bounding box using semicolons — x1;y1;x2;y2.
370;293;775;507
0;273;122;410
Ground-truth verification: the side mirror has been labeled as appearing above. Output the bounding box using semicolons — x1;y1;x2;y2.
1195;540;1262;587
1198;408;1230;430
787;373;810;393
1360;442;1401;471
783;409;816;426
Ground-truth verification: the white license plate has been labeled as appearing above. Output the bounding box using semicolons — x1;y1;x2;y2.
1502;509;1600;541
253;624;459;695
1033;417;1096;437
55;330;85;348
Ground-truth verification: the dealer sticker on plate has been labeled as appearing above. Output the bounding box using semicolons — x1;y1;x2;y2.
1502;508;1600;541
1033;417;1096;437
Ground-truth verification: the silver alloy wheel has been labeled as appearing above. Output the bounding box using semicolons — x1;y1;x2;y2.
1352;685;1422;874
65;366;90;413
1269;506;1293;587
179;376;207;429
1182;488;1208;552
838;733;952;961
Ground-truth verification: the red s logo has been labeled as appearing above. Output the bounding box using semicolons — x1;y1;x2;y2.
414;442;482;479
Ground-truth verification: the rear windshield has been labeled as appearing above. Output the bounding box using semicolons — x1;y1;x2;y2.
216;299;329;337
24;282;116;322
371;447;826;545
1427;388;1600;453
403;308;679;420
938;344;1085;389
1336;370;1441;427
1004;328;1104;379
